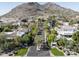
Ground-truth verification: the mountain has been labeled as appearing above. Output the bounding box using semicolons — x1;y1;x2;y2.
1;2;44;18
1;2;79;20
43;2;79;17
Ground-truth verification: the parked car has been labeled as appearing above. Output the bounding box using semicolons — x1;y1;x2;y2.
9;53;13;56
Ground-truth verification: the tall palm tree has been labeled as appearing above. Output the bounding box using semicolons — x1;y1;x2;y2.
35;35;42;50
13;36;21;46
0;32;6;50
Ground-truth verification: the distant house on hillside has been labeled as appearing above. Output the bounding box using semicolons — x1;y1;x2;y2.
0;17;18;23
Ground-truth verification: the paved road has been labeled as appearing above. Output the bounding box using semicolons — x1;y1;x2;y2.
27;46;50;56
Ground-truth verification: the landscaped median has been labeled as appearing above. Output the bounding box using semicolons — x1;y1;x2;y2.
15;48;28;56
51;48;64;56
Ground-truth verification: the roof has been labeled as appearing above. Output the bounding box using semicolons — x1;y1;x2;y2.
58;25;76;31
0;17;19;23
57;25;77;35
16;31;25;36
4;30;26;39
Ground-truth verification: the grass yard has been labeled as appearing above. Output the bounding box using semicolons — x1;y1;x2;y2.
15;48;28;56
51;48;64;56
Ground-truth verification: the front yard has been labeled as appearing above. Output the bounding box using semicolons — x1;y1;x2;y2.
15;48;28;56
51;48;64;56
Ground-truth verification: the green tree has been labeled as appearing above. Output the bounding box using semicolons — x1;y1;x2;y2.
69;20;75;25
0;26;4;32
47;34;56;46
72;31;79;44
0;33;9;50
13;36;22;46
44;21;49;29
30;23;38;36
3;27;12;32
51;29;57;35
47;29;57;47
22;33;34;46
57;38;67;47
35;35;42;45
22;34;29;44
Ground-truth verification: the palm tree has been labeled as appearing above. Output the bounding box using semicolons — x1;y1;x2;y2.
13;36;21;47
0;32;6;50
35;35;42;50
72;31;79;44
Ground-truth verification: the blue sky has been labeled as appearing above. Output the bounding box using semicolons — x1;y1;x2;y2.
0;2;79;16
0;2;23;16
56;2;79;11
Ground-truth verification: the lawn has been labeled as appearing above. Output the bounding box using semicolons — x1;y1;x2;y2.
51;48;64;56
15;48;28;56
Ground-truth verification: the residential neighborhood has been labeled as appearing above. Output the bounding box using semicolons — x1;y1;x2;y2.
0;2;79;57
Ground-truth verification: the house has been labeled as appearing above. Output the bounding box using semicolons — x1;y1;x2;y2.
51;42;57;48
11;20;21;26
4;31;16;39
4;31;26;39
62;22;69;26
0;17;18;23
73;24;79;29
16;31;26;37
57;25;77;38
16;28;30;36
4;28;29;39
0;17;21;26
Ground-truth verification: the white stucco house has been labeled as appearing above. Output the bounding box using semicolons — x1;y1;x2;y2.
4;28;29;39
57;25;77;40
4;31;26;39
0;17;21;26
0;17;18;23
51;42;57;48
57;25;77;36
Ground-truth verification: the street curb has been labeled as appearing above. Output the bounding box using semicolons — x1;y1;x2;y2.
24;47;30;56
49;51;54;57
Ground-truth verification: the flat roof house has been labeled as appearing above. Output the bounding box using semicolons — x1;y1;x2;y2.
0;17;18;23
57;25;77;37
4;31;16;39
4;28;29;39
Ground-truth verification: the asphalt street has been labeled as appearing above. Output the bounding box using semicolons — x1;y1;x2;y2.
27;46;50;56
